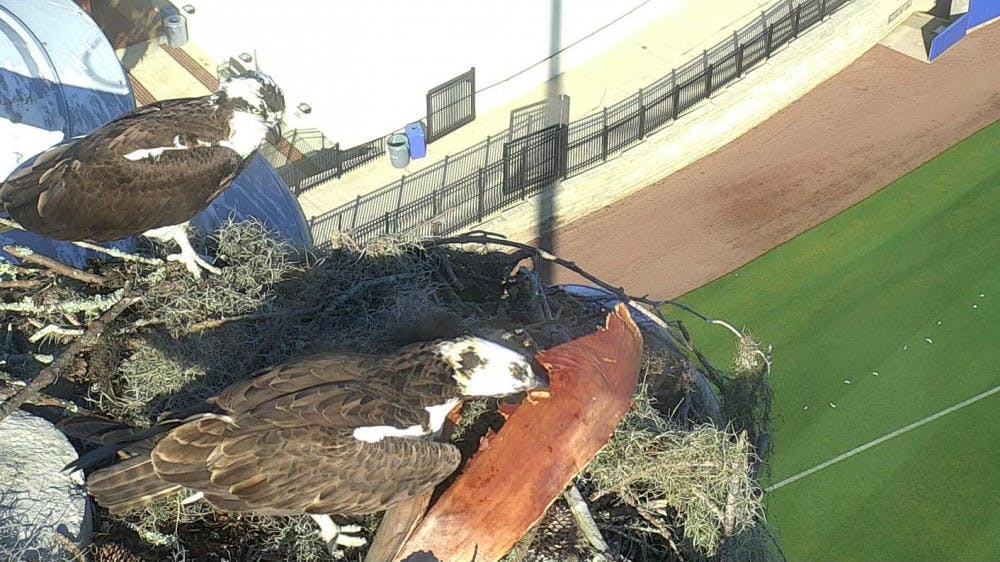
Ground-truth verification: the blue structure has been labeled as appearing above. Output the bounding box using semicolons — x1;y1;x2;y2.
928;0;1000;60
0;0;310;268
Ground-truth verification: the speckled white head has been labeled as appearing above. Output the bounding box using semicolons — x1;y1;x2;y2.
436;337;547;397
218;71;285;157
221;71;285;123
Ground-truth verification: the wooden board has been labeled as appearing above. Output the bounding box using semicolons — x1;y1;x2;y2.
395;303;643;561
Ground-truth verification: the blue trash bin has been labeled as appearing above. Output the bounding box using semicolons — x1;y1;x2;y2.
405;121;426;159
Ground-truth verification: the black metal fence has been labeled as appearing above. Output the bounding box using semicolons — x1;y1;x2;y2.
258;130;383;195
310;0;852;247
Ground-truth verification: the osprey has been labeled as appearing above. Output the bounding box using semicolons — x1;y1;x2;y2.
68;337;547;552
0;71;285;277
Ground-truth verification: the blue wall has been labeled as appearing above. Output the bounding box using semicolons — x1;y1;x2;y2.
928;14;969;61
929;0;1000;61
969;0;1000;27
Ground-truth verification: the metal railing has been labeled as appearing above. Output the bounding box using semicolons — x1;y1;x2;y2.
258;129;383;195
310;0;852;247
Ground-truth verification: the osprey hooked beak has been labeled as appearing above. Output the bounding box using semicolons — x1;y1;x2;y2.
266;121;282;145
530;366;550;391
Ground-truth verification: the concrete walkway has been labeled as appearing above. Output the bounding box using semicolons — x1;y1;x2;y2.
294;0;776;219
124;1;774;218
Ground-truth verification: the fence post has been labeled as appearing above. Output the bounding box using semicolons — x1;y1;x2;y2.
705;63;714;97
736;43;746;76
334;142;343;179
520;150;528;200
477;167;486;220
384;212;391;235
441;155;450;189
601;107;609;161
395;175;405;215
820;0;827;18
483;135;492;167
559;125;569;179
433;188;440;215
638;88;646;137
350;195;361;229
765;23;775;56
793;4;802;37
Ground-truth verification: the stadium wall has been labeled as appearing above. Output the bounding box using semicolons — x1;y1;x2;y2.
474;0;935;243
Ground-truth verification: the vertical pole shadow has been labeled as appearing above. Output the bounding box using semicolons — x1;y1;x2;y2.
538;0;562;283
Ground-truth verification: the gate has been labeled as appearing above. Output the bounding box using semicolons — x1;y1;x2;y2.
502;125;568;200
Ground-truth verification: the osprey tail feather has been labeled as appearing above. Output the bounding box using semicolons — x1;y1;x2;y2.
87;455;182;514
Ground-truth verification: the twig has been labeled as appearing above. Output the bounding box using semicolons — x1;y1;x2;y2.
3;244;105;285
183;307;314;334
68;239;164;266
0;217;162;266
0;279;42;290
563;484;613;557
28;324;85;344
429;232;713;323
0;289;126;315
0;293;140;422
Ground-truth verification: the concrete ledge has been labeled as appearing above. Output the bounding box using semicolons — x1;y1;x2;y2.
474;0;935;243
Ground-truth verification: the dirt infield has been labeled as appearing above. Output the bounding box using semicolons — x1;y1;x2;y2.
544;24;1000;298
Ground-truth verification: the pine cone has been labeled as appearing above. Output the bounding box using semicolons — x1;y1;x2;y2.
93;542;142;562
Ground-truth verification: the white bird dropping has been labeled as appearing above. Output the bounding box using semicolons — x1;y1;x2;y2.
973;304;979;309
803;405;809;410
925;337;933;344
979;293;985;298
936;320;942;325
829;402;837;408
903;344;908;351
872;371;879;376
844;379;852;384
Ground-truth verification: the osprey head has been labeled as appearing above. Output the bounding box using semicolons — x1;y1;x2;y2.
436;337;548;397
221;71;285;139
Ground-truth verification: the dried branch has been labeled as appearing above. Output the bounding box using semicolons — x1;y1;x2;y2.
3;244;105;285
429;231;713;323
563;485;612;557
0;293;140;422
0;217;162;266
28;324;85;344
181;308;314;334
0;279;43;290
0;289;126;315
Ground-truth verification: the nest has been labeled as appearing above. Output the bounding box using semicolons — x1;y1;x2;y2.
0;222;778;562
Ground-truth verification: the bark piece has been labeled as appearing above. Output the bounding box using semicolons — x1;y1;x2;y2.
396;303;643;561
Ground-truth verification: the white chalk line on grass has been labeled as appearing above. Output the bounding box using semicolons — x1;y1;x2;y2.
766;384;1000;492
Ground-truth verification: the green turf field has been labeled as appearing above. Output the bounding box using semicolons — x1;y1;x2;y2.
675;120;1000;561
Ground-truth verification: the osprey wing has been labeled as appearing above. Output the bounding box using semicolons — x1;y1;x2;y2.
215;352;433;430
151;419;461;516
0;97;248;241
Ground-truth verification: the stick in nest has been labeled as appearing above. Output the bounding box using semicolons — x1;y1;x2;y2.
3;244;105;285
0;217;162;266
0;293;140;422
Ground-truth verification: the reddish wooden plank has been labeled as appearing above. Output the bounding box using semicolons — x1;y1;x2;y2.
396;302;643;561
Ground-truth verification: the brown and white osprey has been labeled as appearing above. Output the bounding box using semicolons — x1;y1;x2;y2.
0;71;284;277
69;337;547;552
